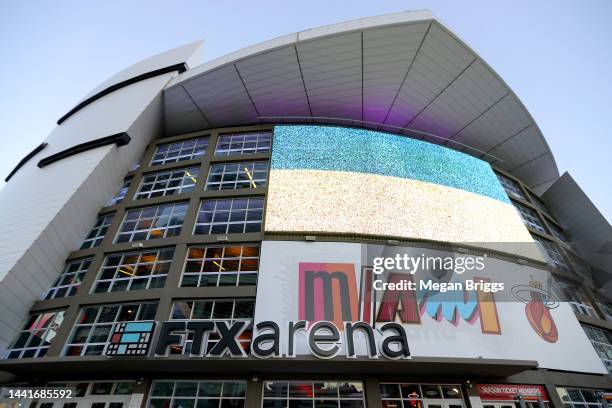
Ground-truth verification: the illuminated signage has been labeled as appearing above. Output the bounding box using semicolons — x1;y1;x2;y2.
106;321;156;356
153;320;410;359
477;384;549;401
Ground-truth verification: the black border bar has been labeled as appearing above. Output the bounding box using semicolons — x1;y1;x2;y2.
37;132;131;168
57;62;188;125
4;142;48;182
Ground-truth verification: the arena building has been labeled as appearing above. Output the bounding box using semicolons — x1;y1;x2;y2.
0;10;611;408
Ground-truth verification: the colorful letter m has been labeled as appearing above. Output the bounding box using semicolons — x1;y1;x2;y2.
298;263;359;328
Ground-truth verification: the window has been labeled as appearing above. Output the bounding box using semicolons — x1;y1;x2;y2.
92;248;174;293
44;258;92;299
46;382;135;397
169;299;254;355
64;302;158;356
150;137;208;166
181;244;259;287
80;213;115;249
135;167;200;200
568;252;592;279
582;325;612;373
496;173;525;200
214;132;271;156
131;155;144;171
513;201;546;233
595;295;612;321
205;161;269;190
263;381;365;408
557;278;598;318
115;202;188;243
527;190;550;214
380;383;464;408
4;310;66;359
147;381;246;408
531;234;569;270
557;387;606;408
108;178;132;206
194;197;264;235
547;220;570;243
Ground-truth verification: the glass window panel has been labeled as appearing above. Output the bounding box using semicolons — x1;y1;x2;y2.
264;402;286;408
400;385;421;399
380;384;401;399
441;385;462;399
289;401;313;408
116;203;187;243
199;383;222;398
315;402;338;408
91;383;114;395
222;382;246;397
196;400;219;408
115;382;135;395
4;310;65;359
108;178;132;206
512;200;546;233
93;248;174;294
148;382;246;408
214;132;272;156
220;400;243;408
175;382;199;397
63;302;157;357
194;198;263;236
151;138;208;166
315;383;339;399
205;161;269;190
81;214;114;249
338;383;363;398
152;382;175;397
180;244;259;288
44;258;92;300
420;385;441;399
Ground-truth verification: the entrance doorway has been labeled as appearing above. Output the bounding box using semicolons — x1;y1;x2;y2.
380;383;466;408
31;382;135;408
422;399;465;408
483;401;548;408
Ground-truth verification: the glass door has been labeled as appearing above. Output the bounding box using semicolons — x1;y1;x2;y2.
423;400;465;408
34;382;135;408
482;403;518;408
36;395;130;408
82;397;128;408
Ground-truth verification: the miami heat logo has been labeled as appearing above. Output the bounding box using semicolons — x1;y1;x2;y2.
511;278;559;343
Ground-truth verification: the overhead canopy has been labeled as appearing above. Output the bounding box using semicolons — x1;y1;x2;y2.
162;10;558;192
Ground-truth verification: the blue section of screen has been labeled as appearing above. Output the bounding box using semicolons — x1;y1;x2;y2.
271;125;510;203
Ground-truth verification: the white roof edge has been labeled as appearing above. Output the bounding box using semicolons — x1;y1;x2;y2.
167;10;436;87
80;40;204;102
161;10;559;187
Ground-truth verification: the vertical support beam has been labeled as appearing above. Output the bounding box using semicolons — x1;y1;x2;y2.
246;378;263;408
137;378;153;408
150;296;174;355
44;304;81;357
365;378;381;408
543;384;563;408
164;243;188;289
464;382;483;408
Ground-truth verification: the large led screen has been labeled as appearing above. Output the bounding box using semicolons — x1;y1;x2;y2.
266;125;540;259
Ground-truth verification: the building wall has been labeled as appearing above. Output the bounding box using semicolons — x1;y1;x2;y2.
0;42;203;352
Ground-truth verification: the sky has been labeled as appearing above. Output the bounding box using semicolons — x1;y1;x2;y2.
0;0;610;221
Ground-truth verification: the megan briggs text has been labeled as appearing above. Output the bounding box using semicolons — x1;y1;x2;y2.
373;278;505;293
